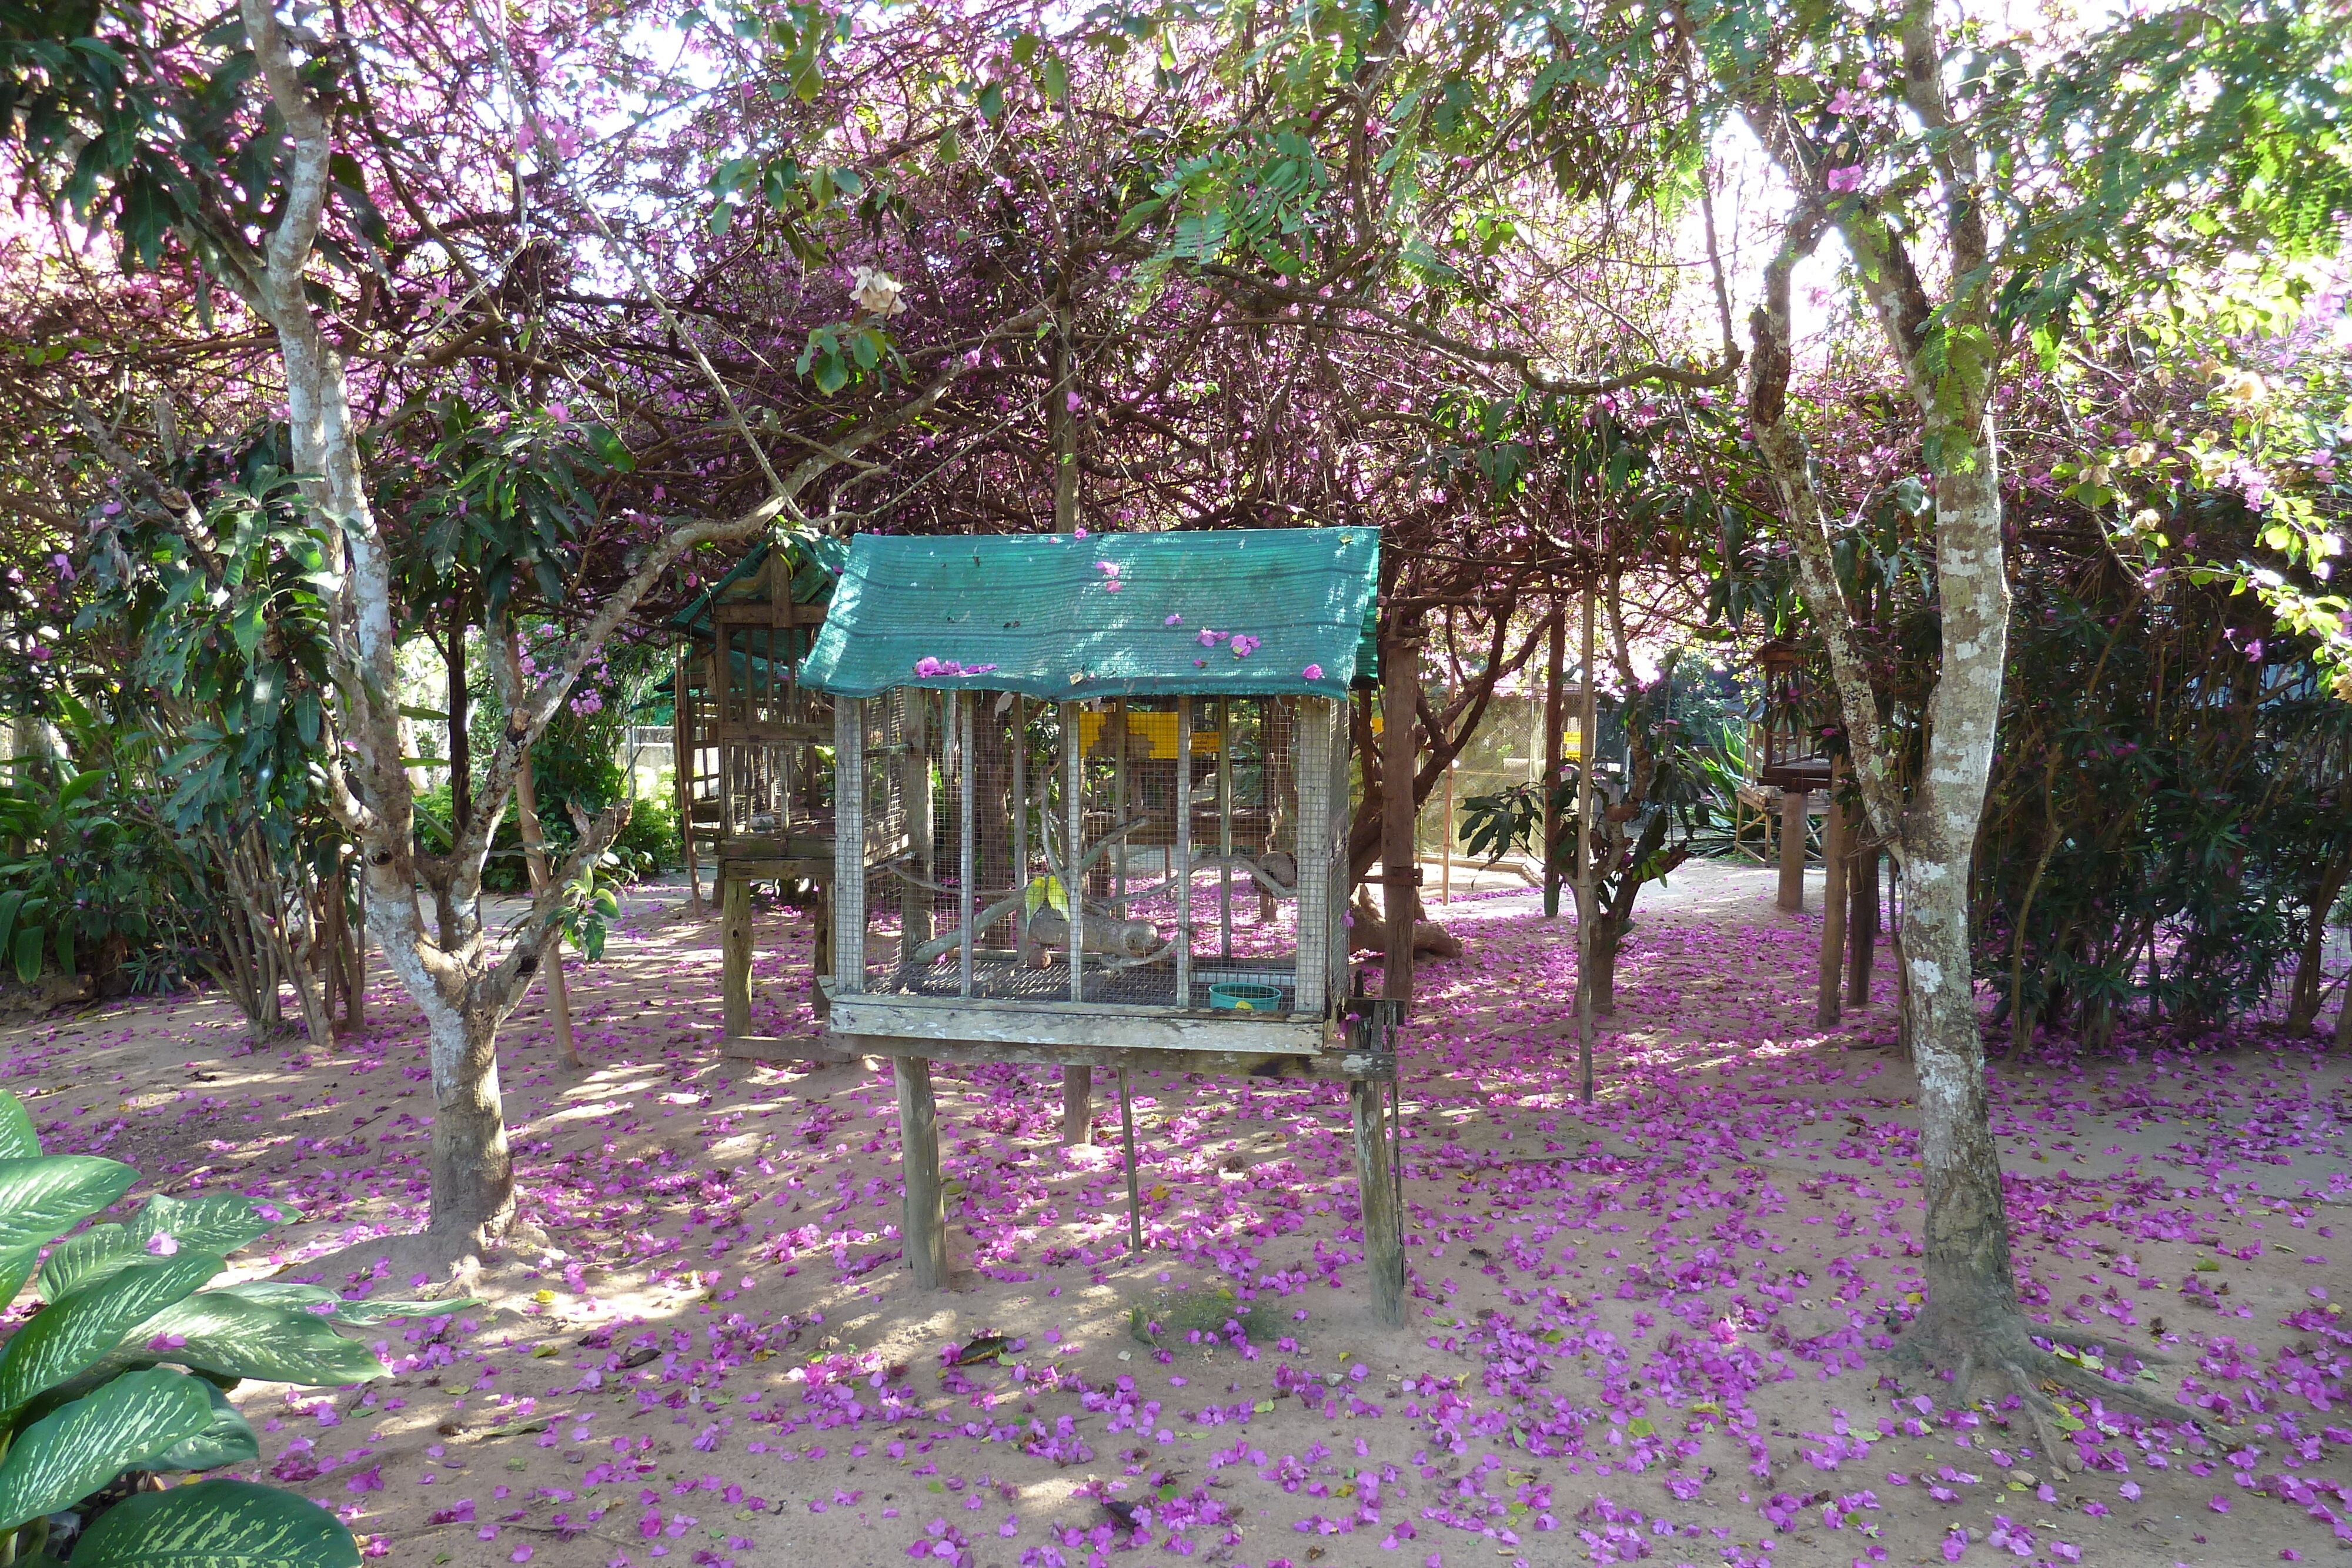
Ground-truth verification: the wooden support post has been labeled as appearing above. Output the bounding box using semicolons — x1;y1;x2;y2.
894;1056;948;1289
722;870;753;1041
1778;788;1808;912
1816;765;1848;1028
1011;697;1028;951
1542;605;1566;918
1440;764;1454;905
1061;701;1091;1142
1847;842;1878;1008
676;646;702;914
1217;697;1234;958
1118;1066;1143;1251
345;864;365;1033
833;698;866;997
1175;697;1192;1005
955;693;974;999
322;860;345;1031
1575;583;1598;1105
1381;636;1419;1004
1350;1075;1404;1326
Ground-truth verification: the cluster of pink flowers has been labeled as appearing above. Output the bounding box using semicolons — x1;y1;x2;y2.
1095;561;1121;592
911;657;1000;677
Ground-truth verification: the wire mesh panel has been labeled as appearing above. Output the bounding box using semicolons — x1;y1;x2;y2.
844;690;1348;1017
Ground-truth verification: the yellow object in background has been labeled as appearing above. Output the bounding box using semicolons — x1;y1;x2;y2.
1078;707;1220;758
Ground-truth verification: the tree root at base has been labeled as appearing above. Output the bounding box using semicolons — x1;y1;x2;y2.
1882;1323;2201;1473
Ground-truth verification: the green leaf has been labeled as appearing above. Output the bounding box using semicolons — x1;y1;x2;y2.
135;1292;389;1387
0;891;25;960
37;1224;132;1302
65;1477;360;1568
0;1368;212;1530
215;1281;476;1326
133;1195;293;1260
14;927;41;985
0;1158;138;1259
151;1377;259;1472
0;1252;224;1415
0;1092;39;1161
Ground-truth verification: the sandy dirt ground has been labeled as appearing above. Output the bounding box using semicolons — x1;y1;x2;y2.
3;858;2348;1568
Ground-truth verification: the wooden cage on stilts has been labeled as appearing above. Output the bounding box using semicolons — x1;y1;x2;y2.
668;539;843;1038
772;528;1406;1323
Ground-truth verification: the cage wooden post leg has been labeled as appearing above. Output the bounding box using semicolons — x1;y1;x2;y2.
896;1056;948;1289
955;692;975;998
1816;767;1848;1028
1543;603;1566;918
1011;698;1028;950
1576;583;1598;1105
722;869;753;1041
1175;698;1192;1006
1381;634;1419;1004
1218;697;1234;958
1847;843;1879;1008
1118;1066;1144;1252
1351;1074;1404;1326
677;647;702;914
1777;788;1807;912
1062;1066;1094;1147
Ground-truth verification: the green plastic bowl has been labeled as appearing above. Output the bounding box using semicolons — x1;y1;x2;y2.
1208;982;1284;1012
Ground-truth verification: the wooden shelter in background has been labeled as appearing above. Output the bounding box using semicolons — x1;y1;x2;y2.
667;538;842;1037
776;527;1410;1323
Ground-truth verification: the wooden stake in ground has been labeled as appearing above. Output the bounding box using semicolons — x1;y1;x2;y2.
1575;580;1598;1105
1381;634;1420;1004
1542;604;1566;918
1847;841;1878;1008
1777;787;1807;912
1816;760;1847;1028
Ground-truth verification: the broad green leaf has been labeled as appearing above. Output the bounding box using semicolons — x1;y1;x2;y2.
0;1158;138;1258
0;892;23;963
151;1378;259;1472
13;927;40;985
133;1195;293;1259
70;1477;360;1568
136;1292;389;1387
36;1223;132;1302
0;1252;223;1414
217;1281;477;1325
0;1368;212;1530
0;1246;37;1314
0;1092;38;1160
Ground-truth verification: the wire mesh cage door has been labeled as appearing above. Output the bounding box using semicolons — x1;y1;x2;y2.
830;691;910;997
710;604;831;838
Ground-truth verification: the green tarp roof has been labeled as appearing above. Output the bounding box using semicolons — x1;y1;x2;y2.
800;528;1381;700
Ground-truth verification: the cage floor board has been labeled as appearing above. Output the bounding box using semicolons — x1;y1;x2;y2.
878;953;1301;1011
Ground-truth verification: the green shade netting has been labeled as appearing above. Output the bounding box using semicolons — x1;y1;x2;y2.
800;527;1381;700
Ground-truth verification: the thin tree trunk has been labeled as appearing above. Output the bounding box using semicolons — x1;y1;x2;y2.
513;746;582;1068
2287;854;2350;1034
